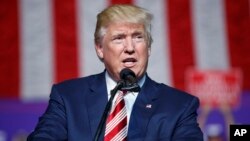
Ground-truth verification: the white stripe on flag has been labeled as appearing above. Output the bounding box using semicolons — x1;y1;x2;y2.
136;0;172;85
77;0;107;77
192;0;230;70
20;0;54;100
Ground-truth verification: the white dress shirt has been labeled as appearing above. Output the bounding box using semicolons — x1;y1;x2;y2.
105;71;145;126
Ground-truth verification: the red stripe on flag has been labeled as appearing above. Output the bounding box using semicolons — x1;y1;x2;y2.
166;0;195;91
225;0;250;90
53;0;79;83
110;0;133;5
0;0;20;98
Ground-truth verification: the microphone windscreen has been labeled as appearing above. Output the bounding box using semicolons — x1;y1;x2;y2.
120;68;136;80
119;68;140;92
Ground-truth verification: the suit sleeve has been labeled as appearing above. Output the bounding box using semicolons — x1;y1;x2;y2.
27;85;68;141
171;97;204;141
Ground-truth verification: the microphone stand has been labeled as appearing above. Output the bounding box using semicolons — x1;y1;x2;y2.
93;81;124;141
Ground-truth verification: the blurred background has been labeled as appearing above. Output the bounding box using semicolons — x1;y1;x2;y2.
0;0;249;141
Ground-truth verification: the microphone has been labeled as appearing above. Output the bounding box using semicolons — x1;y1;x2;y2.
119;68;141;92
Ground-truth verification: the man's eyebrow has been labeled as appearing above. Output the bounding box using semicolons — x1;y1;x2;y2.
132;31;144;35
111;31;126;36
111;33;126;38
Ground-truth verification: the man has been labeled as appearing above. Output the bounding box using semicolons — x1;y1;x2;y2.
28;4;203;141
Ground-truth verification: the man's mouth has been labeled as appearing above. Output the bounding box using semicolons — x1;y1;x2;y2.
123;58;136;63
122;58;137;67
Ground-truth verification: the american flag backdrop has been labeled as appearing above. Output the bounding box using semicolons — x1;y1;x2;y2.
0;0;249;101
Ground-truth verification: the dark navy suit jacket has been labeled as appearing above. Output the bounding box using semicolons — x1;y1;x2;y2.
28;71;203;141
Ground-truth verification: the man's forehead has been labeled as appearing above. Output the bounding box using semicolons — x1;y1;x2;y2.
108;23;145;34
111;29;144;35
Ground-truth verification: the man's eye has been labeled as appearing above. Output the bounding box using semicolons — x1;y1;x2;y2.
112;36;124;44
114;37;123;40
136;35;143;39
133;35;144;42
113;34;125;40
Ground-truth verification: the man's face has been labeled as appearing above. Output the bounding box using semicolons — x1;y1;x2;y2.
95;22;151;82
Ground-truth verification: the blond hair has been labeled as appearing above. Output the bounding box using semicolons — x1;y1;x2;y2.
94;4;153;47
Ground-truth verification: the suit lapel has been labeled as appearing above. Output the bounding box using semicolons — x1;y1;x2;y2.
128;75;161;139
86;71;108;140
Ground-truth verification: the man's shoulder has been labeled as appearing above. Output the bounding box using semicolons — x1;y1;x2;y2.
153;83;200;114
144;76;198;103
157;83;199;103
53;72;104;90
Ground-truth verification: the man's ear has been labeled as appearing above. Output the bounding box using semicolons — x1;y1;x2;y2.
95;44;104;60
148;47;151;57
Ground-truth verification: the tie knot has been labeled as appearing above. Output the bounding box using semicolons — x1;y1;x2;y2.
121;90;127;95
116;91;126;99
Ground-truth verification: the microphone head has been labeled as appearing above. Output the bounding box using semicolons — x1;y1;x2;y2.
120;68;136;81
119;68;140;92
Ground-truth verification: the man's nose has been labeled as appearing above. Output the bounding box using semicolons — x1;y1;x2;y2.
124;37;135;53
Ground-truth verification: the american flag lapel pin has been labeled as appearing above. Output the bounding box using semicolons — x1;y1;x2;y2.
146;104;152;108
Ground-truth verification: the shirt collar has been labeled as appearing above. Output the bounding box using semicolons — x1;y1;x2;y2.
105;71;146;96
